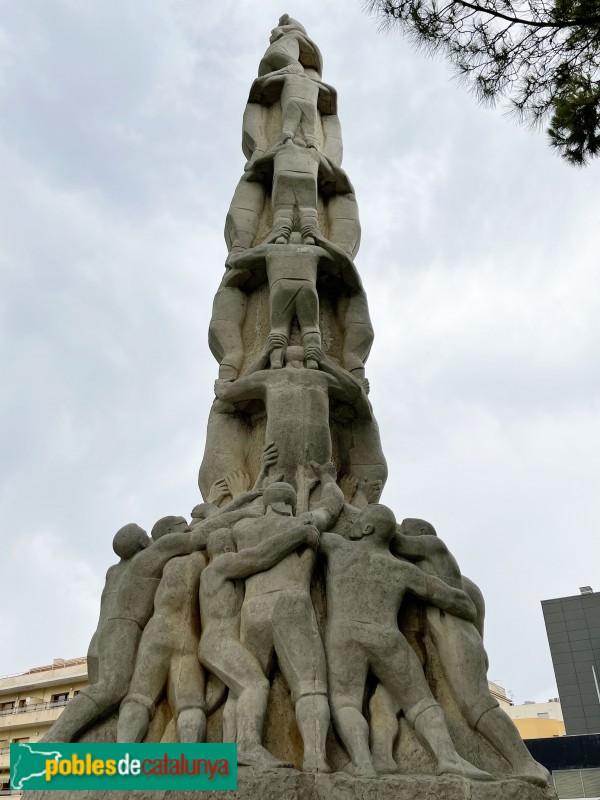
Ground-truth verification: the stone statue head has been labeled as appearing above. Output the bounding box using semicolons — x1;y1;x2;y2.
112;523;151;559
206;528;236;560
350;504;396;543
151;515;190;541
399;518;437;537
270;14;308;44
263;481;297;516
191;503;219;523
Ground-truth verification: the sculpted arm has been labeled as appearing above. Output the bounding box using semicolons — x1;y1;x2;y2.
390;531;445;561
318;530;343;555
312;233;362;292
314;355;370;416
399;561;477;623
135;531;199;573
225;244;270;271
303;463;344;531
216;523;319;580
215;371;266;403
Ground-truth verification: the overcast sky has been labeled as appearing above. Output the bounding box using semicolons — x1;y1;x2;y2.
1;0;598;705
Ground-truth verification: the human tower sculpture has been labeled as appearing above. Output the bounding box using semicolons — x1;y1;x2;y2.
44;15;553;794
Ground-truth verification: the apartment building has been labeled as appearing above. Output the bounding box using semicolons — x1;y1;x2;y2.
0;657;88;792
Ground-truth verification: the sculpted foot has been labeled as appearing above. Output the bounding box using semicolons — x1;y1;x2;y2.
238;743;293;769
354;762;377;778
303;756;332;774
438;757;492;781
510;764;551;787
373;756;398;775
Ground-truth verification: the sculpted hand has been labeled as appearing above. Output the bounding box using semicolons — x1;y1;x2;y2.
261;441;278;470
308;460;337;482
359;478;383;505
225;251;243;270
266;332;287;353
339;474;358;503
225;470;251;498
303;525;320;551
208;479;230;506
214;379;230;400
303;345;324;365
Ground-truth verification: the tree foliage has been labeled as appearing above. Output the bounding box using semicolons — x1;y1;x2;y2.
366;0;600;164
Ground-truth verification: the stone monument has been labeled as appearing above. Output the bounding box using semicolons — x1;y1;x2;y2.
30;14;557;800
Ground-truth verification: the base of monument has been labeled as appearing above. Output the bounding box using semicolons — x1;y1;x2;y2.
23;767;557;800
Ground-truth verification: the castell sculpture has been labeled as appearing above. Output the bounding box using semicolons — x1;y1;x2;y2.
40;15;556;799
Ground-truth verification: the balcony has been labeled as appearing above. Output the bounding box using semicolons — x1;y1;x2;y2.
0;701;68;732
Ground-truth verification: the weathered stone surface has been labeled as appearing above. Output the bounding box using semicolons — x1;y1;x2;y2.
37;14;556;799
23;772;557;800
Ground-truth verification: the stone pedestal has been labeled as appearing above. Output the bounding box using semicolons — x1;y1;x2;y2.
23;771;557;800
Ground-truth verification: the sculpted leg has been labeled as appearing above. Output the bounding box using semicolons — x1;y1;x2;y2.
326;631;373;776
117;629;171;742
222;695;237;743
426;610;547;783
213;619;290;768
242;103;267;169
118;695;153;743
326;193;361;258
296;285;321;369
369;684;400;774
47;619;141;742
198;402;250;500
338;290;373;378
208;283;248;380
168;652;206;744
372;638;491;781
294;693;331;774
225;177;266;252
475;708;550;785
274;597;330;773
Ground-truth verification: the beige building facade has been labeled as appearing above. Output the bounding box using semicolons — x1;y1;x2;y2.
0;657;88;792
487;682;566;739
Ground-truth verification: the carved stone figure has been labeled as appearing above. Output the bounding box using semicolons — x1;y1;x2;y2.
209;344;385;510
230;462;343;773
319;505;491;780
199;522;320;767
117;550;208;744
86;524;152;686
386;518;551;786
34;18;554;800
43;517;200;743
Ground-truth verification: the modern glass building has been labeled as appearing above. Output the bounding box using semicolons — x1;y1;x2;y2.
542;587;600;736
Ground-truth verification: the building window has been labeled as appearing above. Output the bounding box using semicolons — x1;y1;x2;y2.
51;692;69;704
0;701;14;710
18;699;27;708
537;712;550;719
13;737;30;743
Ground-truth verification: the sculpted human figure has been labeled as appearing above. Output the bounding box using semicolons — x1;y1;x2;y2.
199;522;320;767
44;517;208;743
319;505;492;780
117;550;208;744
212;344;385;508
86;525;152;685
376;518;549;786
229;461;344;773
224;234;363;371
